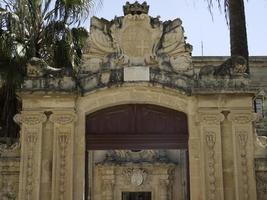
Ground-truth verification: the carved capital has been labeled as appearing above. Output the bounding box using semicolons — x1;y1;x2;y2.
14;112;47;125
227;112;257;124
49;112;77;125
197;112;225;125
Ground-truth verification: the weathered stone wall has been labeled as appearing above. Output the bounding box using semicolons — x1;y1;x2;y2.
0;144;20;200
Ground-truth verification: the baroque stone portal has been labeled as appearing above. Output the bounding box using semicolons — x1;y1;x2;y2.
4;1;260;200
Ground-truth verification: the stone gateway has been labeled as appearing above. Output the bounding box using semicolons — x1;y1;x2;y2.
1;1;267;200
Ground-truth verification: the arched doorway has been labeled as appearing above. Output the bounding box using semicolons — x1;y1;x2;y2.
85;104;190;200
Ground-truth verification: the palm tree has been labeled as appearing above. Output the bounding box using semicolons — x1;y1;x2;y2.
0;0;98;144
207;0;249;73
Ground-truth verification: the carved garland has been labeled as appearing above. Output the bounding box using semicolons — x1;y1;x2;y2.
238;132;249;200
25;134;37;200
58;134;69;200
206;131;216;200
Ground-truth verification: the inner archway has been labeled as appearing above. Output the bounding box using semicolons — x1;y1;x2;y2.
85;104;190;200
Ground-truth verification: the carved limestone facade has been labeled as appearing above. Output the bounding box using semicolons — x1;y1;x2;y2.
1;2;264;200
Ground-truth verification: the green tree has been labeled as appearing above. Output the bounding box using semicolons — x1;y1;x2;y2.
207;0;249;73
0;0;97;144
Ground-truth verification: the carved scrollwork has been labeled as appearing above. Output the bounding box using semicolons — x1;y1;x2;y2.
197;112;225;125
14;113;47;125
49;112;77;125
227;112;257;124
86;26;116;58
0;142;20;155
159;18;186;56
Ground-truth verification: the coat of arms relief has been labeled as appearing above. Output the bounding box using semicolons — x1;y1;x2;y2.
82;1;193;76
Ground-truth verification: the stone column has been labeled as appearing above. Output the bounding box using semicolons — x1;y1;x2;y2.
50;111;77;200
228;111;257;200
14;112;47;200
197;110;225;200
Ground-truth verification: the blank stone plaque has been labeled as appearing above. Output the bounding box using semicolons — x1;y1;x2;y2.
124;67;150;82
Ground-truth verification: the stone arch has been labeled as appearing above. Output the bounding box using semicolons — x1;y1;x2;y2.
74;85;196;200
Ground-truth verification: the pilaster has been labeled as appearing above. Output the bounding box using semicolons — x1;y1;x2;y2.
101;169;115;200
14;112;47;200
50;111;77;200
197;110;225;200
228;111;257;200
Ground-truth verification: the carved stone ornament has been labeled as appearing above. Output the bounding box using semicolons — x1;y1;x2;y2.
199;56;248;78
110;14;162;61
49;112;77;125
123;1;149;15
205;131;216;200
256;136;267;148
82;2;193;74
197;112;225;125
14;113;47;125
123;168;147;187
0;142;20;155
238;132;249;200
227;112;257;124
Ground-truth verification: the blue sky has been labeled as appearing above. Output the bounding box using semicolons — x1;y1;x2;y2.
85;0;267;56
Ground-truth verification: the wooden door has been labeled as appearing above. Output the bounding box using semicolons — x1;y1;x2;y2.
86;104;188;150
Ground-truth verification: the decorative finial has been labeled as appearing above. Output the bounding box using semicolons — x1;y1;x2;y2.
123;1;149;15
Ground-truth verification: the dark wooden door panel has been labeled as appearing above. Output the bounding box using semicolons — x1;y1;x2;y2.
86;104;188;149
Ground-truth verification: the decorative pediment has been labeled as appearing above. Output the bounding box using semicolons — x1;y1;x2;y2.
82;1;193;74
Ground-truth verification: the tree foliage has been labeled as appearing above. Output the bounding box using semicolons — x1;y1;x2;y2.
0;0;98;144
205;0;249;73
